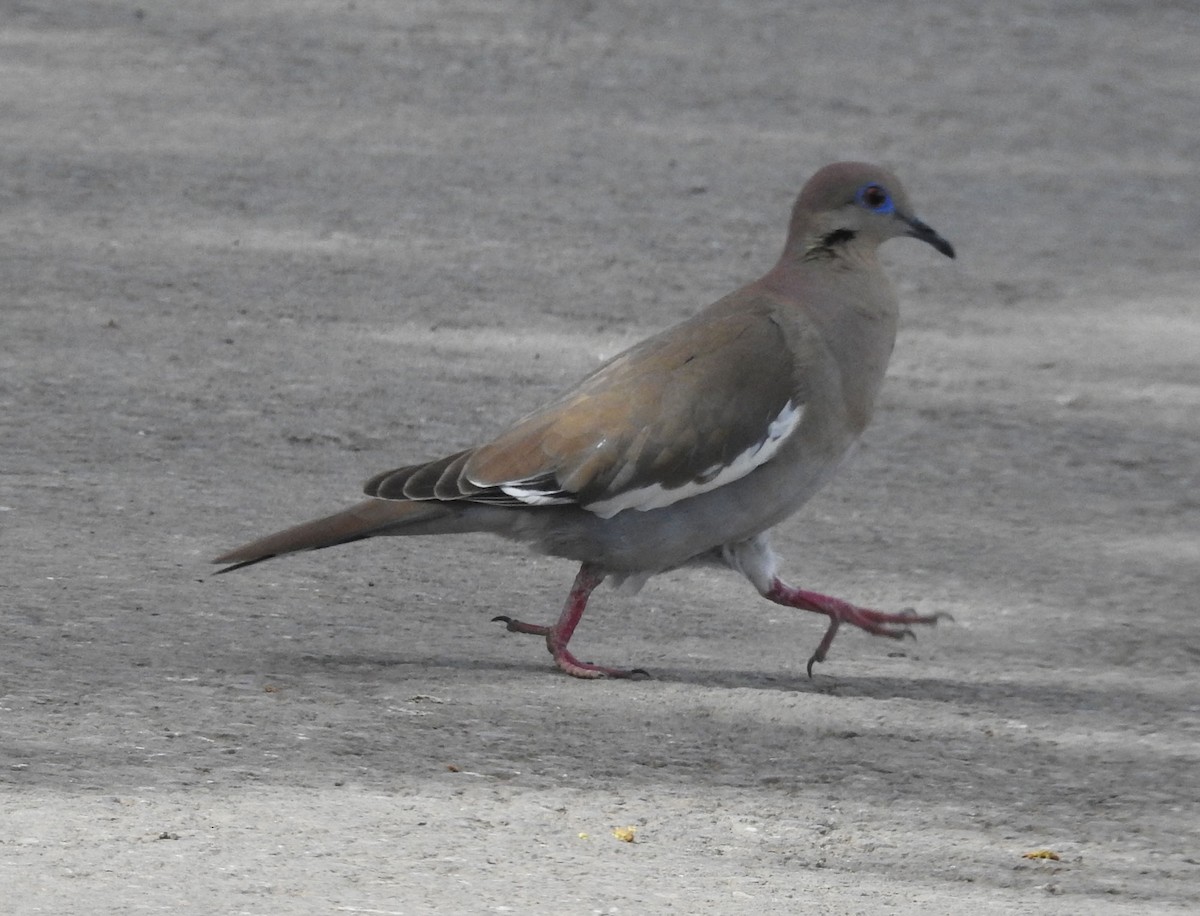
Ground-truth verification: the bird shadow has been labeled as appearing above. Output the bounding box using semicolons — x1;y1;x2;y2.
280;648;1184;726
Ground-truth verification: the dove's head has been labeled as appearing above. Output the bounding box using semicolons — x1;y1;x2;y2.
787;161;955;261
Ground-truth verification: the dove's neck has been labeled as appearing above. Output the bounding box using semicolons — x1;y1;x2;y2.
764;255;899;434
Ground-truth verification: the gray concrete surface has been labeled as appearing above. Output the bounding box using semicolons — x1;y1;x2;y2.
3;2;1198;913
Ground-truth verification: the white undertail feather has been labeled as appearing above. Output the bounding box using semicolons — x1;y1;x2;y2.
721;534;781;594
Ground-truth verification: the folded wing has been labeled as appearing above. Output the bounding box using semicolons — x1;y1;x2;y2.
367;298;807;518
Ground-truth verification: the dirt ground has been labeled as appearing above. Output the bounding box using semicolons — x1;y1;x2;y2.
3;2;1198;913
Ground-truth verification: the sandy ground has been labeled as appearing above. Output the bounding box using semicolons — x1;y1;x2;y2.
3;2;1199;913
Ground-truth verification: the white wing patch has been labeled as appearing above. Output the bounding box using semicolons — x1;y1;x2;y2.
497;480;576;506
584;400;802;519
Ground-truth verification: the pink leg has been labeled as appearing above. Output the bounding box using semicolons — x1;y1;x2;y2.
493;564;646;679
764;578;948;676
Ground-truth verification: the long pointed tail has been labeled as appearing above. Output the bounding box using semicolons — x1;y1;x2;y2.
213;498;452;573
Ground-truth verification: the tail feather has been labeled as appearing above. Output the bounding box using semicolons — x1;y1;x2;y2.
213;498;452;572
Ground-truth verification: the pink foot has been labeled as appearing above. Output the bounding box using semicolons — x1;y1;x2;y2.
764;579;949;676
492;565;648;679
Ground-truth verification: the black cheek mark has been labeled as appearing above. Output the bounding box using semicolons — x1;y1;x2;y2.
821;229;857;247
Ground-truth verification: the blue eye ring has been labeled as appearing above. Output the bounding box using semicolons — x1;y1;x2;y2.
855;183;895;215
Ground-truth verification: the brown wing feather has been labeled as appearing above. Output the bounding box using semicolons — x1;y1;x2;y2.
432;450;474;499
464;293;805;507
360;292;809;513
363;455;453;500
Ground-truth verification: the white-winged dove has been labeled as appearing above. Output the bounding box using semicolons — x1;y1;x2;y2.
215;161;955;679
